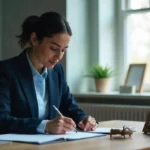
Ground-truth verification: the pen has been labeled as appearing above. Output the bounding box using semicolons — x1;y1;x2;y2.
53;105;78;133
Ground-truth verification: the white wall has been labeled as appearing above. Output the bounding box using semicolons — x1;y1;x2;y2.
98;0;115;66
83;0;117;92
66;0;90;92
98;0;116;91
115;0;128;88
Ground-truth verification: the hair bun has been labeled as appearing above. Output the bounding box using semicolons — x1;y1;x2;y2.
22;15;39;32
17;15;39;48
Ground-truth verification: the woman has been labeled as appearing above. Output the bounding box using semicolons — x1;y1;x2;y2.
0;12;97;134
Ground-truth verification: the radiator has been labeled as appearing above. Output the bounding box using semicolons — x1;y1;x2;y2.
78;103;150;121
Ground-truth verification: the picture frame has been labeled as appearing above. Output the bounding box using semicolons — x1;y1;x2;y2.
143;111;150;134
124;64;147;93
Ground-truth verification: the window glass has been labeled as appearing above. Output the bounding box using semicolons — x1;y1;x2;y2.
126;12;150;83
127;0;150;10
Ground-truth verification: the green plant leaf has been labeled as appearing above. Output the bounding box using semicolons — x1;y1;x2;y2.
84;65;117;78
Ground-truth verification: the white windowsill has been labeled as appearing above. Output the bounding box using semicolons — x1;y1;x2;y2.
73;91;150;99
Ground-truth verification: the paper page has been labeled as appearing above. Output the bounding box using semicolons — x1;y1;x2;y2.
0;134;65;144
0;132;105;144
88;127;136;133
89;127;112;133
64;132;105;141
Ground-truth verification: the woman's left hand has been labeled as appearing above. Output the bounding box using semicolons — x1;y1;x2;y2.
78;116;97;131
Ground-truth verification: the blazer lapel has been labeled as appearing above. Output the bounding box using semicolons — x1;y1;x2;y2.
18;74;38;118
47;69;60;119
17;51;38;118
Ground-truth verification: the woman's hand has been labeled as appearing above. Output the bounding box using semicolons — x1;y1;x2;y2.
78;116;97;131
45;116;76;134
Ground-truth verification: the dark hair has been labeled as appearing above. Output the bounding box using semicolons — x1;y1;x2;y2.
17;12;72;48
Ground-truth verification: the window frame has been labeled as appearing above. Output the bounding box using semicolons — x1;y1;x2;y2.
117;0;150;92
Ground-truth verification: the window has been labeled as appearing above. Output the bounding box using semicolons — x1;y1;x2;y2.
121;0;150;91
125;0;150;9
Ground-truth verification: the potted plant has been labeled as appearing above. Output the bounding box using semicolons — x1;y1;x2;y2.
85;65;116;92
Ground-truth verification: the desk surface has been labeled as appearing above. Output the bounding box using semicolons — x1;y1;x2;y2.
0;120;149;150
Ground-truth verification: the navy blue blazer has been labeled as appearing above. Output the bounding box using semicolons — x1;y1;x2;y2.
0;50;87;134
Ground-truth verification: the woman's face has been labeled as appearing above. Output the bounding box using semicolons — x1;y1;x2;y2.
31;33;70;69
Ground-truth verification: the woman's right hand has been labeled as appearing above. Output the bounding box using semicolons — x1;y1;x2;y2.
45;116;76;134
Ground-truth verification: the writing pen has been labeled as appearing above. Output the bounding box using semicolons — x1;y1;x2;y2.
53;105;78;133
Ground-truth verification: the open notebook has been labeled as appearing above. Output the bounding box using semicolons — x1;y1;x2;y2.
0;132;105;144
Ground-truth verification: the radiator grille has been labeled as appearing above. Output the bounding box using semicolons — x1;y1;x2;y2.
78;103;150;121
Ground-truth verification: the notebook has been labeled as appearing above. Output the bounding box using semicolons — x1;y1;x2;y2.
0;132;105;144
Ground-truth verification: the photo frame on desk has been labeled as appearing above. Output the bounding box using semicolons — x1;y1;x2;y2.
143;111;150;134
124;64;147;93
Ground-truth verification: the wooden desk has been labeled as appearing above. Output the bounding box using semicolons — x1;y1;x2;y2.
0;120;149;150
